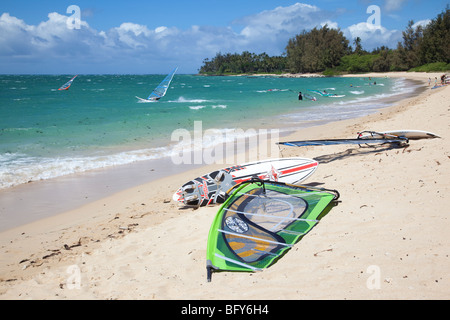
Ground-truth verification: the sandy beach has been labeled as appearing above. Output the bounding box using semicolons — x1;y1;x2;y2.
0;71;449;300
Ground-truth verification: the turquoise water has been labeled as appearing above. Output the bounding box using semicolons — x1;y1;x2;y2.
0;74;418;189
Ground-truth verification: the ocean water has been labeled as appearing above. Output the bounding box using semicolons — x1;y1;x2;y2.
0;74;419;190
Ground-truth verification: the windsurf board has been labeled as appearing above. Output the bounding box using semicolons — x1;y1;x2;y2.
303;93;317;101
173;157;318;207
359;130;440;140
136;96;157;103
431;84;446;90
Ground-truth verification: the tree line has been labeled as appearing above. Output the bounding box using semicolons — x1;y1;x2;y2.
198;6;449;75
199;51;287;75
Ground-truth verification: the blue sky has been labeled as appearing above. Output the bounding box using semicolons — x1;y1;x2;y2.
1;0;447;74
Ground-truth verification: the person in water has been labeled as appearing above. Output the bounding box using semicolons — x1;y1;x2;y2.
298;92;303;100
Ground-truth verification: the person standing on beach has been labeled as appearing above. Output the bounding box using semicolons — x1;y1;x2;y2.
428;78;431;86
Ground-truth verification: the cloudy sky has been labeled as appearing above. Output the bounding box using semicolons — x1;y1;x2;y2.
0;0;447;74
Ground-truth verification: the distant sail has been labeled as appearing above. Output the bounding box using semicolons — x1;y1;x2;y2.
136;67;178;102
58;75;78;91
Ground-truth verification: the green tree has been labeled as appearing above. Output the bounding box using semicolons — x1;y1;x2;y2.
198;51;287;75
419;6;450;64
401;20;423;68
285;25;349;73
199;5;450;75
372;49;393;72
353;37;364;55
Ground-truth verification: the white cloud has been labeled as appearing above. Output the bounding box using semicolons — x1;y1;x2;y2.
0;8;279;72
413;19;431;29
0;13;33;56
238;3;321;37
320;21;339;30
344;22;402;50
0;12;101;59
111;23;152;48
155;26;167;33
235;3;331;53
229;3;345;56
0;3;406;73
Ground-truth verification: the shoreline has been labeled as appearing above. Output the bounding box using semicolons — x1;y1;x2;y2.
0;74;422;231
1;71;449;299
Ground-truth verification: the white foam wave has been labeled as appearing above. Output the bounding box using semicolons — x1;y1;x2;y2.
0;126;264;189
1;121;278;190
189;105;206;110
0;147;176;189
338;78;417;107
281;77;420;127
170;97;211;103
189;104;227;110
390;77;415;94
136;97;156;103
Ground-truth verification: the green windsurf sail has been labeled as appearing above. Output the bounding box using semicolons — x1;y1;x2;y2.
206;179;339;281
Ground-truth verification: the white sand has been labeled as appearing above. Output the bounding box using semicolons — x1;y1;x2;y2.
0;72;449;300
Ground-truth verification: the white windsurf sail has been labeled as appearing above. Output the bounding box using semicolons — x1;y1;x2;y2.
58;75;78;91
137;67;178;102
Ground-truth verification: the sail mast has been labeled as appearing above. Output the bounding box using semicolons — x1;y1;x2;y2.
58;75;78;91
147;67;178;100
